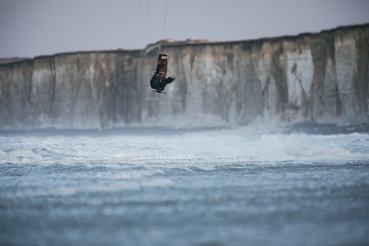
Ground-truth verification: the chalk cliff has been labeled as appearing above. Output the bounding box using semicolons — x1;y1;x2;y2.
0;24;368;130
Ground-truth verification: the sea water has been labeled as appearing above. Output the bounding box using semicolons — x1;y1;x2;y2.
0;127;368;246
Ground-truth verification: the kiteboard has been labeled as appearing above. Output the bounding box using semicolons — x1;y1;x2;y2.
157;54;168;79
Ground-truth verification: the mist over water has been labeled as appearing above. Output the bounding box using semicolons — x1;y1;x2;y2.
1;127;369;245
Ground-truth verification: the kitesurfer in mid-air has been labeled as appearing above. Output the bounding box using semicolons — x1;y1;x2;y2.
150;64;175;93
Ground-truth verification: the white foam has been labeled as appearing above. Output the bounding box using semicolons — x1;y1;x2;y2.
1;129;368;202
1;129;368;169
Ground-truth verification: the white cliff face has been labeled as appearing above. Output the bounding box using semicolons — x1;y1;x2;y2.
0;24;368;130
335;36;359;123
258;42;281;121
286;46;313;108
284;42;314;121
321;56;338;122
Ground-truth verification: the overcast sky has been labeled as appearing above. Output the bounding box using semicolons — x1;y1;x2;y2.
1;0;368;58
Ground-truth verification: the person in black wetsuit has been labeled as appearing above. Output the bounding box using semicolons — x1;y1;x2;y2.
150;64;175;93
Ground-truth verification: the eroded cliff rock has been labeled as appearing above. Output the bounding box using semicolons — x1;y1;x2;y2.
0;24;368;130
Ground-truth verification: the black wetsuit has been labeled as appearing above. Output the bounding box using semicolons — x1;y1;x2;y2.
150;65;175;92
150;73;167;91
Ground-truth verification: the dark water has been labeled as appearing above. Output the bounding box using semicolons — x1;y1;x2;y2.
0;128;368;246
